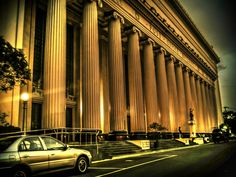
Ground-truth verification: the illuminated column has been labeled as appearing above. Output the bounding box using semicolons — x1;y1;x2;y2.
210;86;218;128
190;72;198;132
196;76;204;132
215;79;223;126
155;47;170;130
43;0;66;128
108;12;126;132
143;38;160;129
201;80;208;132
175;61;187;132
205;83;212;132
208;85;215;129
183;67;193;127
82;1;100;129
166;55;179;132
100;36;110;133
127;26;145;133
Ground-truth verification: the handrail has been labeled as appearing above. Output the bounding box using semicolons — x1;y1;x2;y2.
0;127;101;146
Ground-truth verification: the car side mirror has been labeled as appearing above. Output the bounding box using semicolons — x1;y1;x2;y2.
63;144;69;151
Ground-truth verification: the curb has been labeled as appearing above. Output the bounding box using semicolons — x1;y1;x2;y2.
92;142;212;164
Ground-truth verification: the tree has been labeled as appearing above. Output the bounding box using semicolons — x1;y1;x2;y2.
0;112;20;133
149;122;167;132
0;36;31;92
222;108;236;134
148;122;167;148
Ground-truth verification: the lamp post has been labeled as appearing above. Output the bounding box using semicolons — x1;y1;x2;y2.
21;92;29;134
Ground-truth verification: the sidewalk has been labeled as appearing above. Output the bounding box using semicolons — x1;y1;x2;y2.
92;141;211;163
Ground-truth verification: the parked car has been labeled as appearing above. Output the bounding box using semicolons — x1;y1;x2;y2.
0;135;92;177
212;128;229;143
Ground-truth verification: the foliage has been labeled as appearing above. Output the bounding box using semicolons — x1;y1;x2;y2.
0;112;9;126
222;109;236;134
0;112;20;133
148;122;167;132
0;36;31;92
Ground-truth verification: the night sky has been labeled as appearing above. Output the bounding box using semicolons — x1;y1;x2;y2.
179;0;236;111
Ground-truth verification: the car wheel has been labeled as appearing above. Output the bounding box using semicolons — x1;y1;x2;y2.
12;167;30;177
75;156;88;174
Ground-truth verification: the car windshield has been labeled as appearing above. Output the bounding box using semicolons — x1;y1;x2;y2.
0;137;19;152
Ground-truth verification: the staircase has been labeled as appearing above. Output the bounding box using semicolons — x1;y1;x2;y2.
155;139;186;149
98;141;142;157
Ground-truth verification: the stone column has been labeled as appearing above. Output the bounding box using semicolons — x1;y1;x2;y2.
207;85;215;129
100;37;110;133
215;79;223;126
127;26;145;134
196;76;205;132
155;47;170;131
166;55;179;132
189;72;198;134
205;83;211;132
43;0;66;128
143;38;160;129
175;61;187;132
82;1;100;129
108;12;126;133
183;67;193;125
201;80;208;132
210;86;218;128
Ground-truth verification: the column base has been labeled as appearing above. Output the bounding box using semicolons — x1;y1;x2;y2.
129;132;147;140
108;131;128;141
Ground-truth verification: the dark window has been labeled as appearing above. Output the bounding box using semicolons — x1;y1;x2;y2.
18;137;43;151
41;136;65;150
31;103;42;130
0;137;19;152
66;24;74;96
66;108;73;128
33;6;46;89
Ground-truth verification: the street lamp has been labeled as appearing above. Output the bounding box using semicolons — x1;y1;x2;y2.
21;92;29;134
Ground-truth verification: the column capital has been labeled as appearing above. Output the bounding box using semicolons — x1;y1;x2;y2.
190;71;196;77
140;37;155;46
125;26;142;36
166;54;176;63
106;11;124;24
183;66;191;73
85;0;103;8
174;60;183;67
154;47;166;55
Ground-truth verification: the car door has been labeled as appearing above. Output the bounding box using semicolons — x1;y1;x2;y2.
41;136;75;171
18;137;49;174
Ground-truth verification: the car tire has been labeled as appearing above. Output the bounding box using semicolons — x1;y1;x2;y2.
12;167;30;177
75;156;88;174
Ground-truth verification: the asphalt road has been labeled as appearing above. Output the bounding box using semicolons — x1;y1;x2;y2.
45;140;236;177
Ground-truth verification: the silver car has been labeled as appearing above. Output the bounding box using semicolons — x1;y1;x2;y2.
0;135;92;177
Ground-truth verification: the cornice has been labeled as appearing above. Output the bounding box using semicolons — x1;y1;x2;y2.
168;0;220;63
103;0;216;84
124;0;217;81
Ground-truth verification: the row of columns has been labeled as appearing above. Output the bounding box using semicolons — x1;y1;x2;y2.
42;0;218;134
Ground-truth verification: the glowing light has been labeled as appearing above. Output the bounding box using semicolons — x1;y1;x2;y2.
21;92;29;101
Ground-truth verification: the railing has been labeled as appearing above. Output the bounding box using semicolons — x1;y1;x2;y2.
0;127;101;145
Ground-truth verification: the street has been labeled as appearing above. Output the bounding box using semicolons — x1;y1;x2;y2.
43;140;236;177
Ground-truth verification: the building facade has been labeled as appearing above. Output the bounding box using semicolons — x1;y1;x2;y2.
0;0;223;136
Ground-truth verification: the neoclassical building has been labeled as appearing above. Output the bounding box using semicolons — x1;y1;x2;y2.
0;0;223;137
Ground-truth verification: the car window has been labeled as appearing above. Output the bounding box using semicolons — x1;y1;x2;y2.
19;137;44;151
0;137;19;152
42;137;65;150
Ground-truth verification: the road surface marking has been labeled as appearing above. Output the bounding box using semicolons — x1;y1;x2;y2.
89;167;122;170
95;154;177;177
